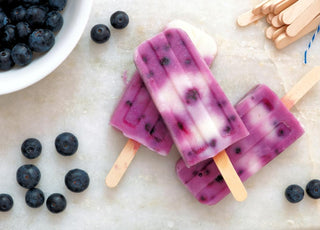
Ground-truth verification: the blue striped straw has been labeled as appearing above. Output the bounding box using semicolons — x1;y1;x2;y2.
304;24;320;64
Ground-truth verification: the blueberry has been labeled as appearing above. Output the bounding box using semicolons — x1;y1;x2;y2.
0;49;14;70
48;0;67;11
10;5;27;23
45;11;63;32
306;179;320;199
110;11;129;29
215;174;224;183
1;25;16;48
90;24;110;44
0;11;8;29
16;22;32;41
25;188;45;208
16;164;41;189
235;147;241;154
25;5;47;27
177;121;184;130
46;193;66;213
185;88;200;104
209;139;216;147
29;29;55;52
0;194;13;212
285;184;304;203
55;132;78;156
11;43;33;66
160;57;170;66
65;168;90;193
23;0;41;4
21;138;42;159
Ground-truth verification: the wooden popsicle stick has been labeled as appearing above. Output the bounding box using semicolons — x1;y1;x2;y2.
237;11;265;27
266;26;278;39
272;14;285;27
274;0;298;15
252;0;272;15
281;66;320;110
282;0;314;25
272;26;286;40
274;14;320;49
286;0;320;37
270;0;286;12
105;139;141;188
267;13;275;24
262;0;277;15
213;150;247;202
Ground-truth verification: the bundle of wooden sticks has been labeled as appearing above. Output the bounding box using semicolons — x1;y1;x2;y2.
238;0;320;49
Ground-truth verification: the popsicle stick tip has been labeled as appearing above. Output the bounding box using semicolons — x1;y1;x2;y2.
237;11;264;27
281;66;320;109
105;176;118;188
105;139;141;188
234;190;248;202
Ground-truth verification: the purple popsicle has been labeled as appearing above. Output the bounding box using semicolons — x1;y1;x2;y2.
134;28;249;167
110;21;217;155
176;84;305;205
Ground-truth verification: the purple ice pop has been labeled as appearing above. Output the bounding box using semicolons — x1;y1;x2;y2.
176;84;305;205
134;28;249;167
110;21;217;155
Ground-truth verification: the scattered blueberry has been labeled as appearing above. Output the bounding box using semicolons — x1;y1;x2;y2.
285;184;304;203
65;168;90;193
11;43;33;66
21;138;42;159
55;132;78;156
16;164;41;189
46;193;67;213
110;11;129;29
90;24;110;44
25;188;45;208
0;194;13;212
0;49;14;70
45;11;63;32
48;0;67;11
28;29;55;52
306;179;320;199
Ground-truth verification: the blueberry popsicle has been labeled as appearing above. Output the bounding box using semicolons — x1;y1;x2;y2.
106;22;217;187
134;28;249;167
110;21;217;155
176;66;320;205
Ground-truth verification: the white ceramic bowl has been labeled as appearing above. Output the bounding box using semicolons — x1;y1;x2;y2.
0;0;93;95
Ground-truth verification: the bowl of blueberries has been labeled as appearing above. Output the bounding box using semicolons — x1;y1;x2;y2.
0;0;92;95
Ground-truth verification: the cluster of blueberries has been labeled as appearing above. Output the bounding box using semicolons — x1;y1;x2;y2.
285;180;320;203
0;0;67;70
90;11;129;44
0;132;90;214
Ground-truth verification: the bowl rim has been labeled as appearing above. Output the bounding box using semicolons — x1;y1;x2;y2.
0;0;93;95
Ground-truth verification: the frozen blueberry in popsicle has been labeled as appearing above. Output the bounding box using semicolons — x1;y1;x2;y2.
134;28;248;167
176;84;304;205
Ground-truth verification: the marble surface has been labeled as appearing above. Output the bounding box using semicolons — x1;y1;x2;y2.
1;0;320;229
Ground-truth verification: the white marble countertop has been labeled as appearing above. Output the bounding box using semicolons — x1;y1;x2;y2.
1;0;320;229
